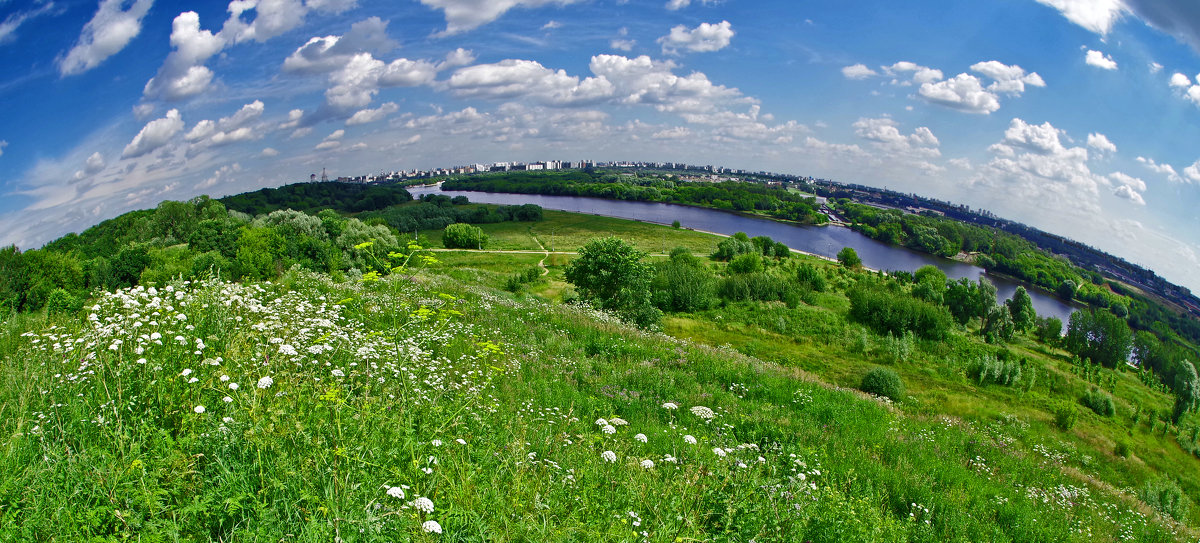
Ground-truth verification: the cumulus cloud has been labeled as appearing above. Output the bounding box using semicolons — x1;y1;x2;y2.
975;118;1105;215
183;101;265;154
665;0;717;9
841;64;877;79
281;17;396;74
882;61;944;85
122;109;184;158
73;152;107;180
1085;49;1118;70
448;58;614;106
143;11;224;100
346;102;399;125
260;147;279;157
222;0;359;44
1184;160;1200;184
1033;0;1124;34
1087;132;1117;154
1137;155;1184;183
910;61;1042;114
611;38;636;51
59;0;153;75
419;0;582;35
854;117;939;154
1170;72;1192;87
279;109;304;130
658;20;734;55
919;74;1000;114
1109;171;1147;205
439;48;476;70
218;100;265;131
653;126;691;139
1166;71;1200;107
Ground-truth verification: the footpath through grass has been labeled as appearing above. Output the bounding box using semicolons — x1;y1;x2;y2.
0;266;1193;541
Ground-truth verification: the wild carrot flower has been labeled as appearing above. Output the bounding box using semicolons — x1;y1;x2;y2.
193;405;206;414
601;450;617;463
690;406;715;419
602;424;616;435
257;376;274;389
609;417;628;426
386;486;405;499
421;520;442;534
662;402;678;410
634;433;647;443
712;447;726;457
684;435;697;444
641;459;655;469
331;369;345;377
413;497;434;513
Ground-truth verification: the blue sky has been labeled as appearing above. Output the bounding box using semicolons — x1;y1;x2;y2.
2;0;1200;291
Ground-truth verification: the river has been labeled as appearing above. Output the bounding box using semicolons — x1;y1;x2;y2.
408;185;1078;322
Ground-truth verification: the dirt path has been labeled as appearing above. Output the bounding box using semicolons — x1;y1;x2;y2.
530;232;550;276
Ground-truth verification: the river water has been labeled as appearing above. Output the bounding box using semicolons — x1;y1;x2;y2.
408;185;1078;322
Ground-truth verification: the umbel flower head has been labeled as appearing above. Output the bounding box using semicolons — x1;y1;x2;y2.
413;497;434;513
422;520;442;533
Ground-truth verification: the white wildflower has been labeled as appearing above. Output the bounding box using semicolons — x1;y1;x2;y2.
662;402;678;410
228;383;239;390
634;433;647;443
684;435;697;444
712;447;726;457
609;417;628;426
331;369;345;377
641;459;655;469
413;497;434;513
690;406;715;420
431;439;443;447
601;450;617;463
193;405;206;414
595;418;608;426
421;520;442;534
222;396;232;403
386;486;405;499
455;439;466;445
257;376;274;389
602;424;616;435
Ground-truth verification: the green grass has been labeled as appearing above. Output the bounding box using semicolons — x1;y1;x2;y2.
2;211;1199;541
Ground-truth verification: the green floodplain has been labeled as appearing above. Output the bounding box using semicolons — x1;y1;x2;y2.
1;188;1199;541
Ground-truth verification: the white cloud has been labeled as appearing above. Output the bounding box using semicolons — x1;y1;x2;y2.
279;109;304;130
419;0;582;35
653;126;691;139
0;1;56;45
315;140;341;150
1113;184;1146;205
59;0;154;75
976;118;1104;215
665;0;717;9
1170;72;1192;88
1087;132;1117;154
325;53;439;109
1137;155;1184;183
346;102;399;125
0;140;6;157
969;61;1045;93
218;100;265;131
1109;171;1147;205
185;119;216;142
222;0;358;44
611;38;636;51
659;20;734;55
1150;62;1163;73
260;147;279;157
132;103;156;120
122;109;184;158
919;74;1000;114
1033;0;1124;34
143;11;224;100
448;58;614;106
589;54;743;113
281;17;396;74
439;48;476;70
853;117;940;158
841;64;877;80
324;129;345;141
1184;160;1200;184
1085;49;1118;70
882;61;944;85
542;20;561;30
74;151;107;179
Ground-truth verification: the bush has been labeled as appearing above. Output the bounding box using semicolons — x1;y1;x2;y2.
727;253;763;274
860;367;905;402
1139;476;1191;522
796;263;826;292
848;286;953;340
45;288;79;316
1081;388;1116;417
1053;401;1078;431
967;355;1024;387
837;246;861;268
443;223;488;249
1114;439;1131;458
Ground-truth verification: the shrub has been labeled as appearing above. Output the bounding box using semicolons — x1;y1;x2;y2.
966;355;1024;387
45;288;79;316
1114;439;1131;458
847;286;953;340
1053;401;1078;431
860;367;905;402
837;246;861;268
728;253;763;274
796;263;826;292
1081;388;1116;417
443;223;488;249
1140;476;1191;522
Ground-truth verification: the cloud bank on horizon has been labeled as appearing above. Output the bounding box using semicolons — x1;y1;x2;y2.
1;0;1200;292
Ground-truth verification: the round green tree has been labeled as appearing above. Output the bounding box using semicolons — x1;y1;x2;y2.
837;246;862;269
443;223;488;249
565;237;661;328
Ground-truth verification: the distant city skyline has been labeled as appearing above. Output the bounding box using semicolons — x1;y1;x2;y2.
1;0;1199;291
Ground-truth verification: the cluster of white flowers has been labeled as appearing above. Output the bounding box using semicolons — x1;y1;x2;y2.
634;433;647;443
601;450;617;463
662;402;678;410
690;406;715;420
413;497;434;513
